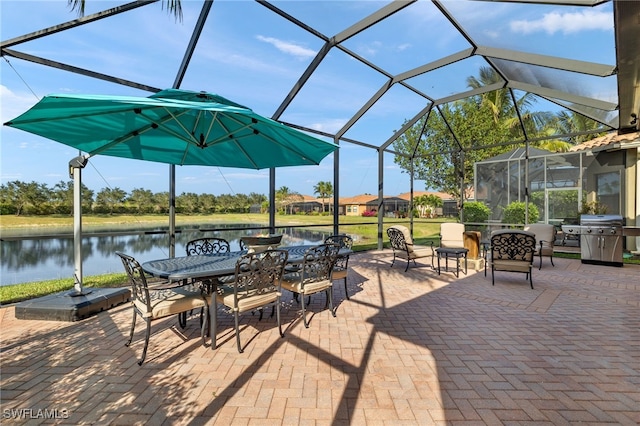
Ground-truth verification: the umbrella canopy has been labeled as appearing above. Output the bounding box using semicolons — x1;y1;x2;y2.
4;88;337;168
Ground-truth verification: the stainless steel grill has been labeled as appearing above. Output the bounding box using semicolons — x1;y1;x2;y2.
562;214;624;267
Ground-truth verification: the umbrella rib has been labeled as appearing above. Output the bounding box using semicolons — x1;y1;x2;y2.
202;114;260;168
90;107;200;157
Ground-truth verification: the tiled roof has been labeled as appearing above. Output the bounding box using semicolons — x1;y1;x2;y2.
300;192;457;204
339;194;378;204
568;131;640;152
396;191;452;201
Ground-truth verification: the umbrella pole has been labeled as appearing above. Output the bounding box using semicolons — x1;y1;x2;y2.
69;155;89;295
170;165;176;258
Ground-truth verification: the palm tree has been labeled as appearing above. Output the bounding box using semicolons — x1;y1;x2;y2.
555;109;608;144
466;66;553;139
68;0;183;20
313;181;333;213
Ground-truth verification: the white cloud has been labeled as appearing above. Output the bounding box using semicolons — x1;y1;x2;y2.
308;118;349;134
510;10;612;35
0;85;40;124
256;35;316;59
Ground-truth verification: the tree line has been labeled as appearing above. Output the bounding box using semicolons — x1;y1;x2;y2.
0;180;335;216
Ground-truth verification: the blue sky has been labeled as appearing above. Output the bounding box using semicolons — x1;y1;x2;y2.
0;1;615;198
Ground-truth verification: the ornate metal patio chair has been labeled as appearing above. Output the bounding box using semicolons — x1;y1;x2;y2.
324;234;354;299
185;237;231;255
181;237;233;328
281;243;340;328
116;252;209;365
488;230;537;289
523;224;556;269
387;225;434;271
212;249;288;352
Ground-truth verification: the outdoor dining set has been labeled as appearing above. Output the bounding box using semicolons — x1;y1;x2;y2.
117;223;556;366
116;234;353;365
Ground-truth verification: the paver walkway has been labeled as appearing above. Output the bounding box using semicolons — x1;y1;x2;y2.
1;251;639;425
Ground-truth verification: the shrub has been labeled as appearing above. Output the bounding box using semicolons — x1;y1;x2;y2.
502;201;539;225
462;201;490;223
580;201;608;215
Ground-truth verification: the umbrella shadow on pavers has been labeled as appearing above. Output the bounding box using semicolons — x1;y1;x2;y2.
0;303;215;424
358;255;640;424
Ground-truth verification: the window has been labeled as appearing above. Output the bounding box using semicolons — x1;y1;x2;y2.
596;171;620;215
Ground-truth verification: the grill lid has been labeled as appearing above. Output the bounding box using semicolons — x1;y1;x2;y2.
580;214;623;227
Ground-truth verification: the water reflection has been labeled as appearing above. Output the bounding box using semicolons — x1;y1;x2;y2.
1;226;329;286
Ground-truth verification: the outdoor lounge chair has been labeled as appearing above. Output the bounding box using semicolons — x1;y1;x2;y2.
324;234;354;299
523;224;556;269
387;225;434;271
487;230;537;289
116;252;209;365
438;222;465;249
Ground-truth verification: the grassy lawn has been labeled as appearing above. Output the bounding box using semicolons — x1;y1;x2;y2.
0;214;446;304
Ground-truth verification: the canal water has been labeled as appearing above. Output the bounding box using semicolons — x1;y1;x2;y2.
0;226;330;286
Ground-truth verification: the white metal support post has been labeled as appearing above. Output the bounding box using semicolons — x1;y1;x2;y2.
69;155;89;295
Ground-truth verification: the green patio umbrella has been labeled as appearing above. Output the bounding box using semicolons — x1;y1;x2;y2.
4;88;337;169
4;88;338;294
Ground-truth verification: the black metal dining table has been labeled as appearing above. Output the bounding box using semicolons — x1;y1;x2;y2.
141;245;352;348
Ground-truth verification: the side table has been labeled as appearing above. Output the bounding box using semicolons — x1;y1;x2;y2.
435;247;468;278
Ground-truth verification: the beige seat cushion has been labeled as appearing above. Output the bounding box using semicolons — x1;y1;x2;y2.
134;287;208;319
331;268;347;280
281;277;332;295
216;289;280;313
492;259;532;273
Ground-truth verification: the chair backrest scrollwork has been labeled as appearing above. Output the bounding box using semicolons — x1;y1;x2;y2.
490;230;536;262
186;237;231;256
116;251;151;311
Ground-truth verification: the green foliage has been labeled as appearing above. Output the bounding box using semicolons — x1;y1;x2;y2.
0;273;129;305
0;180;268;216
313;181;333;213
462;201;490;223
580;201;608;215
502;201;539;225
413;194;443;217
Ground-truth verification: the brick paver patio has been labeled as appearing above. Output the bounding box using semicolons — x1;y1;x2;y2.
1;251;639;425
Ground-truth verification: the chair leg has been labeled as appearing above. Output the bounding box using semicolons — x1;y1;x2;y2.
539;252;543;270
390;253;396;268
550;255;555;267
138;319;151;366
126;310;137;347
276;298;284;338
178;311;187;329
343;277;350;300
491;268;495;286
529;271;534;289
301;292;309;328
405;259;410;272
210;299;217;350
234;311;243;353
200;305;209;346
328;287;336;318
